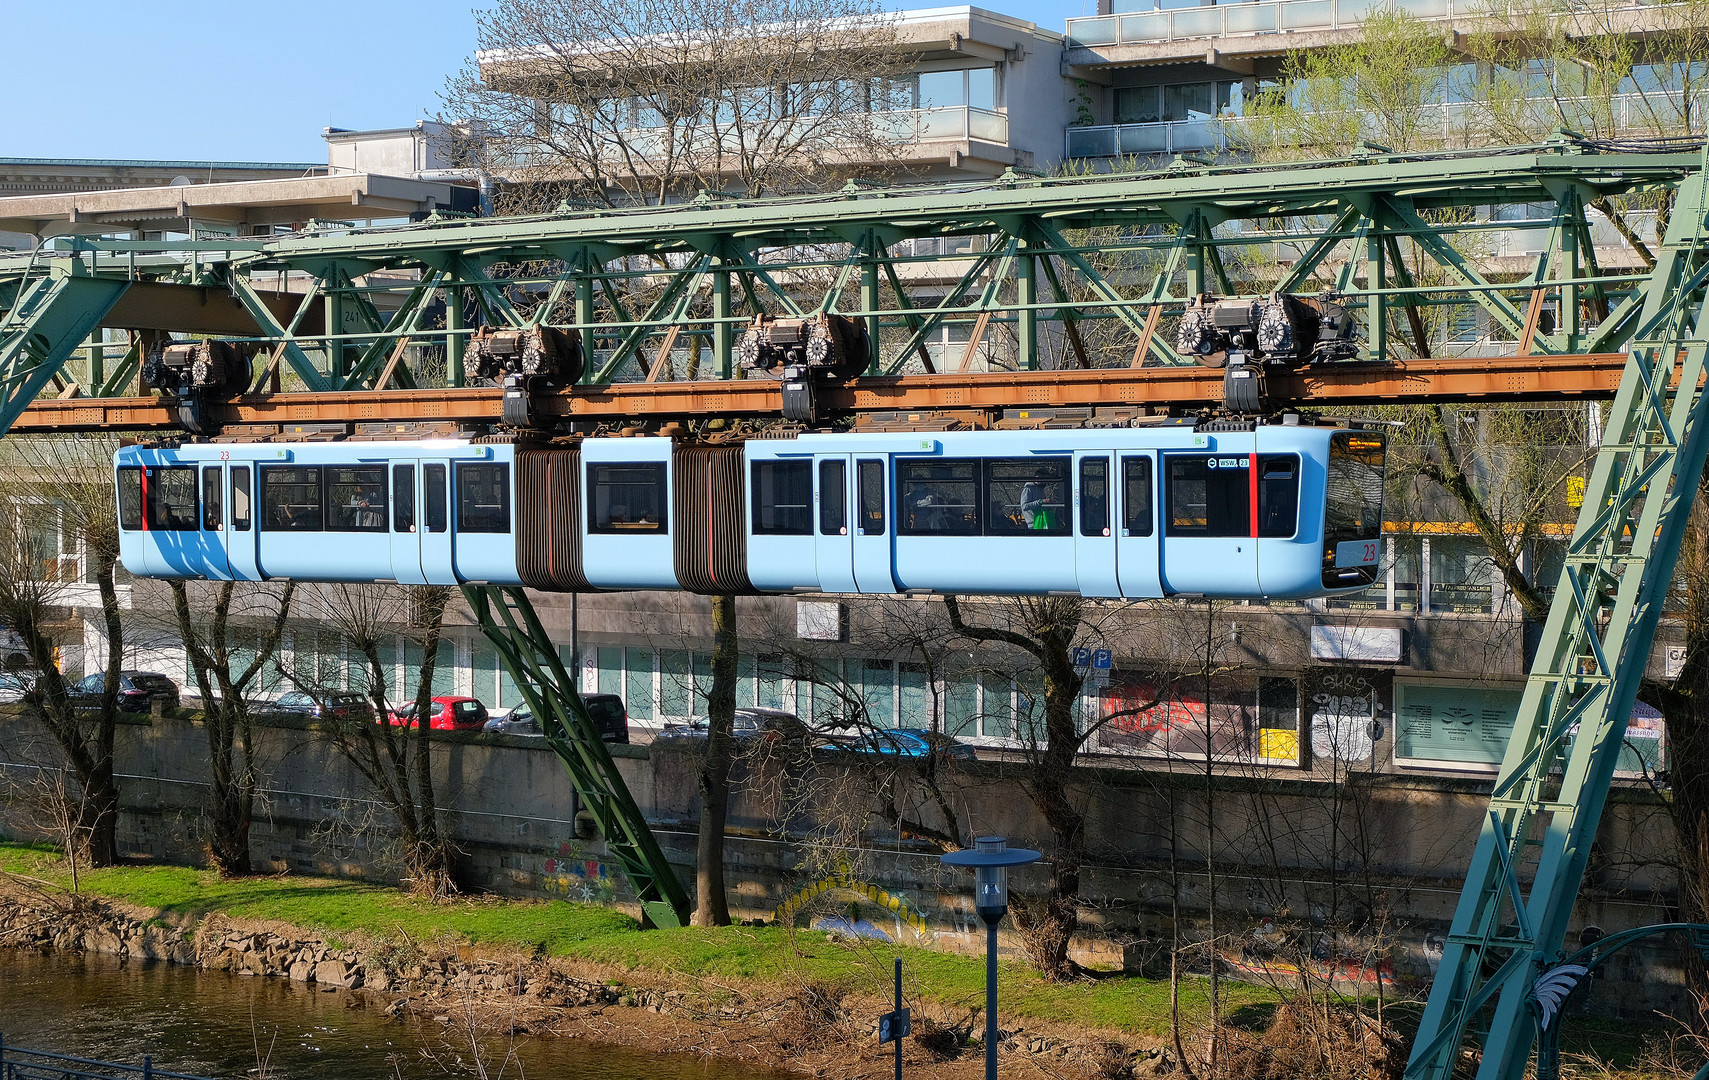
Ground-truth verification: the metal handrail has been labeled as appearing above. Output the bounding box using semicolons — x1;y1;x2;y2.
0;1035;212;1080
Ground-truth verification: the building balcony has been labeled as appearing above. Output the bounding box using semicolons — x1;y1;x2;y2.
1066;118;1227;157
1064;0;1670;66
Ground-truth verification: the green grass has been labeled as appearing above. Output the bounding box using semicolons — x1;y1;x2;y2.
0;840;1268;1036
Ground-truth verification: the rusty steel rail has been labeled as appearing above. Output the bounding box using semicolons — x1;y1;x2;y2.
9;352;1627;432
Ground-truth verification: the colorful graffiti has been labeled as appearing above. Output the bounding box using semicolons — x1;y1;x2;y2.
537;840;619;904
773;869;931;938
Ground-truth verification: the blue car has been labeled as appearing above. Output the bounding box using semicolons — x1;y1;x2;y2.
824;728;977;760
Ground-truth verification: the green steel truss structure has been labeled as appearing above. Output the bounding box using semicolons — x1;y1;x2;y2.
463;587;691;928
2;140;1709;1075
0;140;1700;414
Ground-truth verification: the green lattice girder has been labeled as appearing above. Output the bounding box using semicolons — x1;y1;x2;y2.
0;143;1698;392
1404;161;1709;1080
462;586;690;929
0;267;129;429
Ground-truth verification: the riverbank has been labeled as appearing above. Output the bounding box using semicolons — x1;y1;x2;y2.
0;842;1258;1079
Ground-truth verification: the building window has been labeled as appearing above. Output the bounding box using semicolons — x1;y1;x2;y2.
917;67;998;110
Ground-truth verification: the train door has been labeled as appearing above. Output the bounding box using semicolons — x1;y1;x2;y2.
198;465;232;578
1158;442;1261;597
1114;453;1163;598
389;461;426;585
1073;451;1118;597
814;456;858;593
418;460;455;584
222;462;260;580
851;457;896;593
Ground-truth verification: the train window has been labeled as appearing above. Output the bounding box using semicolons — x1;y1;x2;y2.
752;461;812;535
231;468;251;532
857;460;885;536
117;468;142;531
457;463;511;533
1121;456;1153;536
897;460;980;536
202;467;223;531
1166;455;1248;536
424;464;448;533
1324;432;1387;587
392;464;415;532
985;458;1070;536
1080;458;1109;537
1258;455;1299;538
590;463;666;533
819;459;846;536
262;467;323;531
146;466;198;531
327;466;388;532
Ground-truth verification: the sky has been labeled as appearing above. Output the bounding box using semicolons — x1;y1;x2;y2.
6;0;1096;165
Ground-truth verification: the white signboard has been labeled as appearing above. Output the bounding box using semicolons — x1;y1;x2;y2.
1310;624;1403;664
797;600;846;642
1335;539;1382;568
1665;645;1688;680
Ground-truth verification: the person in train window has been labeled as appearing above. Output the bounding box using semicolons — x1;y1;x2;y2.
904;484;947;532
1019;481;1047;528
355;489;382;529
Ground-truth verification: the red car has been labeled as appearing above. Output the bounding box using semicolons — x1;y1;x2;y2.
387;696;489;731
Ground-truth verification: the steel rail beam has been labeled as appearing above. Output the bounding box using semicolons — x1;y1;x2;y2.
5;352;1628;432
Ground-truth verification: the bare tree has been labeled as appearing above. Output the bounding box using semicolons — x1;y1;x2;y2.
442;0;919;209
170;580;295;876
288;584;458;898
693;593;739;926
0;434;131;867
940;594;1166;980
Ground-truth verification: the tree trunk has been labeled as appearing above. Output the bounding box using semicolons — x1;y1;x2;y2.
694;594;738;927
408;588;455;897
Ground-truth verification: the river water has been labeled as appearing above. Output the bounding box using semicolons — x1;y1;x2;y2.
0;949;784;1080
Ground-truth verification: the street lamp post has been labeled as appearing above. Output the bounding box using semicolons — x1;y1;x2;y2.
941;836;1042;1080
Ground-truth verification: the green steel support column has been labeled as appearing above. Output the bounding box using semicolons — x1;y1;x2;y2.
576;269;596;387
325;272;347;380
1561;192;1581;348
1405;164;1709;1080
446;277;464;388
463;586;690;929
1185;212;1205;298
713;259;733;379
1017;249;1037;371
861;234;881;376
1366;219;1387;362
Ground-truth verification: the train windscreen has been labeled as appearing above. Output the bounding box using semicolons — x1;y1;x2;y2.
1322;431;1386;589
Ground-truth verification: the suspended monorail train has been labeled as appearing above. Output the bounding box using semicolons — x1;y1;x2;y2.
114;422;1386;599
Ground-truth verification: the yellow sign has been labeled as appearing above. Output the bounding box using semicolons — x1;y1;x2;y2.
1566;476;1586;509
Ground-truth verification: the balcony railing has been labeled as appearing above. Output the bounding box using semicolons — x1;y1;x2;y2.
1070;0;1477;48
878;106;1010;145
1066;119;1228;157
1068;94;1700;157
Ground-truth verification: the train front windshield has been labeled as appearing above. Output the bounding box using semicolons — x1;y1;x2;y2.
1322;431;1386;589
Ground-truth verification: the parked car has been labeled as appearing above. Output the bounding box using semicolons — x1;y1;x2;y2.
656;707;810;745
484;693;629;743
268;690;371;721
69;671;180;713
822;727;977;760
388;695;489;731
0;670;41;704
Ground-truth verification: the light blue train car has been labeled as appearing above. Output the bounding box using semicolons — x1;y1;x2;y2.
117;420;1384;600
